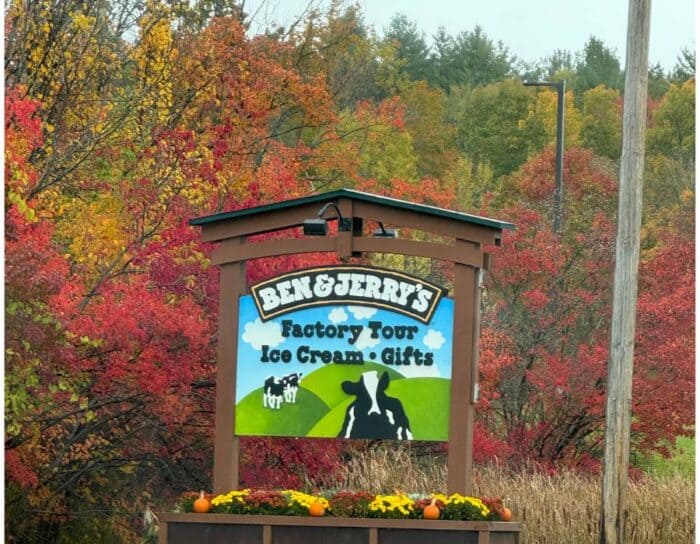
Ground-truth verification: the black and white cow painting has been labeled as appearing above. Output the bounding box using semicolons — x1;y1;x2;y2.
283;372;302;404
263;373;303;409
338;370;413;440
263;376;284;410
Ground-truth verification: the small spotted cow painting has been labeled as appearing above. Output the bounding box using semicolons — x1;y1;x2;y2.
263;373;303;410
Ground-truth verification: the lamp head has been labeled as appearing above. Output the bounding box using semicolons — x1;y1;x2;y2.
373;227;397;238
523;80;564;90
302;218;329;236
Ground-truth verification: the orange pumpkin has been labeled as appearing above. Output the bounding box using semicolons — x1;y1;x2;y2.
423;498;440;520
193;491;211;513
501;506;512;522
309;501;326;517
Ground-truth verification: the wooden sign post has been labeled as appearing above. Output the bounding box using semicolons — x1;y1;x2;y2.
189;189;513;495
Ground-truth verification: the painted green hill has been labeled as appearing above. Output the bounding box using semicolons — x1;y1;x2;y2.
235;387;328;436
388;377;450;441
235;366;448;440
300;361;404;409
308;376;450;440
307;397;354;437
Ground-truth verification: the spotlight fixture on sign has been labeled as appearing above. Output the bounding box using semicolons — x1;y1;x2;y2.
373;222;397;238
302;202;352;236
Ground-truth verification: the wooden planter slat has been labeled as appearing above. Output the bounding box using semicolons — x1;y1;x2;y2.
158;513;521;544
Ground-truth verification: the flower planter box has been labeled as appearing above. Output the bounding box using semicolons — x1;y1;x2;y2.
157;513;521;544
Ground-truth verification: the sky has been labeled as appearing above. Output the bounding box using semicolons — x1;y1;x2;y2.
244;0;695;70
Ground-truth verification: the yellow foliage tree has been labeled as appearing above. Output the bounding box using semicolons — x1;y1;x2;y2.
519;88;581;156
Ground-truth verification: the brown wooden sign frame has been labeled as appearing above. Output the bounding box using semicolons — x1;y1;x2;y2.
190;188;513;495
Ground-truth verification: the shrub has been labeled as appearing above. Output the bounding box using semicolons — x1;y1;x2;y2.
328;491;374;517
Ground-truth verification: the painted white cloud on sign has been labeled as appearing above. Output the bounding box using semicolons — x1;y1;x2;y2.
423;329;446;350
348;305;377;319
354;327;381;350
242;318;284;350
328;307;348;324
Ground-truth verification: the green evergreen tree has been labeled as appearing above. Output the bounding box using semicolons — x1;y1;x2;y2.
430;26;514;91
647;62;670;100
574;37;623;95
384;14;432;83
671;47;695;84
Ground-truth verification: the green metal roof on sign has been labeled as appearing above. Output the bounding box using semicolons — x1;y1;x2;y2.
189;188;514;231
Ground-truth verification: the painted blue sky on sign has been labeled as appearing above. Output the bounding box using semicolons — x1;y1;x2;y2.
235;295;454;401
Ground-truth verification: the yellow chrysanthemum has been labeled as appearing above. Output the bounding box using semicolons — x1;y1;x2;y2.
368;493;414;516
283;490;329;509
432;492;490;516
211;489;250;506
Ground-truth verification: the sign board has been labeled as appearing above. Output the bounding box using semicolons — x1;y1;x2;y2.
235;266;453;441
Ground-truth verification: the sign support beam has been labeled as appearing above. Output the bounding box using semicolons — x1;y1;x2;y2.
213;238;245;493
447;240;480;494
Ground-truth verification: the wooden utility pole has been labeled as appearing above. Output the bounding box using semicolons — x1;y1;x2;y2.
599;1;650;543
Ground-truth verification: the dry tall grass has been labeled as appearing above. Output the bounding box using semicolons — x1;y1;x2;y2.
328;446;694;544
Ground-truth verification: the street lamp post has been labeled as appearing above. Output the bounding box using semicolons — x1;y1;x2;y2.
524;80;566;234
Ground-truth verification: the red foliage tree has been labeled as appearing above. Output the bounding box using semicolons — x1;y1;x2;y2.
476;147;693;469
633;235;694;453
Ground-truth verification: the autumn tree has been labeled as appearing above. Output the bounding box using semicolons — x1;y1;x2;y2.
4;0;181;202
642;79;695;250
518;87;581;156
580;85;622;160
477;146;693;468
457;78;533;177
5;4;354;540
633;235;694;454
646;79;695;164
288;3;392;110
479;200;614;468
351;98;419;185
400;81;459;180
5;81;221;540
